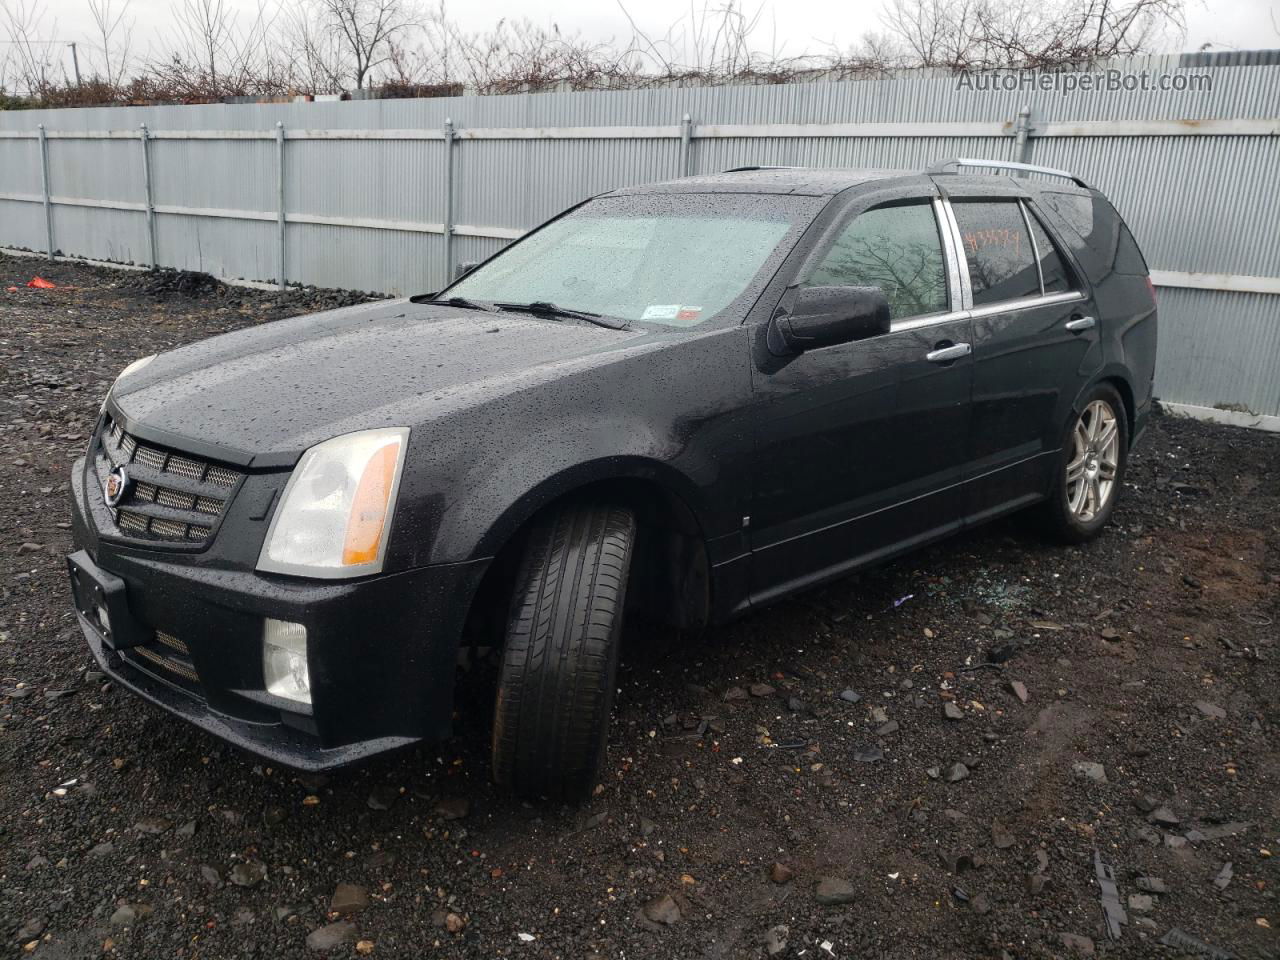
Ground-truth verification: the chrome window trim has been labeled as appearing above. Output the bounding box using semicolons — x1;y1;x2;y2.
965;290;1085;320
890;309;970;333
933;197;964;313
889;290;1086;333
937;198;973;310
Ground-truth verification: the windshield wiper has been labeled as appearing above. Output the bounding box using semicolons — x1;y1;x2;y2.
495;301;629;330
417;295;500;312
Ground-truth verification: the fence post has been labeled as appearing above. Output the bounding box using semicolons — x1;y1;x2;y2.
442;117;455;286
276;122;286;291
37;125;54;261
678;113;693;177
1012;106;1032;165
139;123;157;269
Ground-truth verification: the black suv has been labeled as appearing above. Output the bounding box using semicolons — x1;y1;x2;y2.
67;159;1157;798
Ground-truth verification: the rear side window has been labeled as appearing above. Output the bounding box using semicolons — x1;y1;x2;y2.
951;200;1039;306
803;201;949;320
1026;211;1074;294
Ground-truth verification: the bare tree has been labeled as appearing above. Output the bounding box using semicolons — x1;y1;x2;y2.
882;0;1185;69
1;0;63;96
3;0;1192;106
149;0;286;99
306;0;422;90
86;0;132;88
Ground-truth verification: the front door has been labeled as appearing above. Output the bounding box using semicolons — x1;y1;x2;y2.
748;193;975;604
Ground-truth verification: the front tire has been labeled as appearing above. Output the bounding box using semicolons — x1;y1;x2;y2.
491;503;636;800
1039;383;1128;544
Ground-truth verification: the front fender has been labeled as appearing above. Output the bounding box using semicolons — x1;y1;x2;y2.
428;420;717;564
382;323;755;571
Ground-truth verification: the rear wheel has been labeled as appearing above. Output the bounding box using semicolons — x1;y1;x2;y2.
1039;384;1128;543
491;503;635;800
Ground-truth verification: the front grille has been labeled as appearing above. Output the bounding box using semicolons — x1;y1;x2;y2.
120;630;202;693
96;415;243;545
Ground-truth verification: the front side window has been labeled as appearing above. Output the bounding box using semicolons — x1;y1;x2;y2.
803;202;949;321
951;200;1040;306
448;194;822;327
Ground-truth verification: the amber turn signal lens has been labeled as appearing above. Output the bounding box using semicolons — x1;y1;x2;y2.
342;440;401;566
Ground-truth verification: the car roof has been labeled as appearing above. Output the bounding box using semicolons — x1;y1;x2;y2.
608;166;1094;199
609;167;921;197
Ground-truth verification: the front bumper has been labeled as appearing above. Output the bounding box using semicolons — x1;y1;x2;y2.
69;456;489;771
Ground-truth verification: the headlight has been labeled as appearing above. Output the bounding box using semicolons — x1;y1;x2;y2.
102;353;156;412
257;427;409;578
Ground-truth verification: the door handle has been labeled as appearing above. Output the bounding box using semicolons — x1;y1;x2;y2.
1065;315;1097;332
925;342;972;363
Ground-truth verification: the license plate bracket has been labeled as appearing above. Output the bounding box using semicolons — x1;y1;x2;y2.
66;550;149;650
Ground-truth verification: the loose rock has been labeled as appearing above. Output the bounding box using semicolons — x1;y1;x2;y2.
330;883;370;916
765;924;789;956
815;877;856;905
1072;761;1107;783
642;894;682;925
434;796;469;821
229;861;267;888
306;922;356;951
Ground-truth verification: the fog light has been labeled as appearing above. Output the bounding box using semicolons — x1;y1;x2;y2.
262;619;310;705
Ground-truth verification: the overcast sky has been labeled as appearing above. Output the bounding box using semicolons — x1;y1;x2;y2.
27;0;1280;76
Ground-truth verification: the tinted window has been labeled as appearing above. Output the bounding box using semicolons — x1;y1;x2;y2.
1039;191;1095;241
1113;221;1149;276
803;202;948;320
951;201;1039;305
1026;210;1073;294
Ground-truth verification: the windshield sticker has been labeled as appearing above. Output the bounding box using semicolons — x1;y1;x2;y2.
641;304;681;321
675;306;703;324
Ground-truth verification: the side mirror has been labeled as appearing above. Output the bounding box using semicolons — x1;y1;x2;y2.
453;260;479;281
769;285;891;355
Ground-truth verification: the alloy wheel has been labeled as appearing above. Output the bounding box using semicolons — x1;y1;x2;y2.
1066;399;1120;523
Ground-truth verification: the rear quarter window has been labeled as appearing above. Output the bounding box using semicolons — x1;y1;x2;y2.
1039;190;1149;280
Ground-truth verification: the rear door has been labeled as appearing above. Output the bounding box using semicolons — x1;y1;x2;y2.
938;184;1103;522
747;185;975;604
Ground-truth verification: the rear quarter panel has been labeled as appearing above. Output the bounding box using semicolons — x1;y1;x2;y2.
1035;189;1158;418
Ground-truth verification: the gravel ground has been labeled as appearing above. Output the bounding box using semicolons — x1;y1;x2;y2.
1;254;1278;960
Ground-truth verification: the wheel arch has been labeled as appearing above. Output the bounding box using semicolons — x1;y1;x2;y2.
1077;366;1137;445
457;461;715;652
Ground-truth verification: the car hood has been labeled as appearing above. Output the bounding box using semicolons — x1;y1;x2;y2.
110;299;655;466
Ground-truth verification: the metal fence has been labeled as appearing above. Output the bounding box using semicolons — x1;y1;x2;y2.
1;60;1278;424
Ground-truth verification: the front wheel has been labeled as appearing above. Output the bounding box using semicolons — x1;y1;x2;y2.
1039;384;1128;543
491;503;636;800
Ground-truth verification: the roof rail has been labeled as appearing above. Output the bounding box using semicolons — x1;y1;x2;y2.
928;158;1090;189
722;165;800;173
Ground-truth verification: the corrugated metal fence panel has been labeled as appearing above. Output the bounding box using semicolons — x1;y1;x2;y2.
0;137;44;250
1026;135;1280;280
287;223;441;295
1;61;1278;415
1154;287;1280;415
155;215;277;282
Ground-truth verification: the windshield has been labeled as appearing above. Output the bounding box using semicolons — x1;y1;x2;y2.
446;193;822;327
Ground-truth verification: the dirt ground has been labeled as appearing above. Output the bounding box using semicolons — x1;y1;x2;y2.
1;254;1277;960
